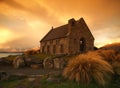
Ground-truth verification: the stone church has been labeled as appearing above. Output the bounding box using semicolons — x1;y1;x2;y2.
40;18;94;55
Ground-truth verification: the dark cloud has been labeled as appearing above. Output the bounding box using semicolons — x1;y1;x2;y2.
41;0;120;27
0;0;62;26
0;0;26;10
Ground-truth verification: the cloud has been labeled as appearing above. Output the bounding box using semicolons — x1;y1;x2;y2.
0;0;62;26
0;0;27;10
93;24;120;47
0;36;37;50
0;13;30;33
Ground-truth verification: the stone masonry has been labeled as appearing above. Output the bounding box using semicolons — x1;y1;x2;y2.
40;18;94;55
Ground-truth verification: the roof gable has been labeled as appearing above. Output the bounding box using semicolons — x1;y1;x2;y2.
79;18;95;40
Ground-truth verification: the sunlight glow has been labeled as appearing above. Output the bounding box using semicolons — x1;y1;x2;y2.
0;28;13;44
28;21;46;29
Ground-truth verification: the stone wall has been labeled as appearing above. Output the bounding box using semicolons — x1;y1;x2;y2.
68;18;94;54
40;38;69;55
53;58;65;69
43;57;66;69
40;18;94;55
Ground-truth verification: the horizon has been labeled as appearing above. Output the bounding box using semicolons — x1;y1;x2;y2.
0;0;120;52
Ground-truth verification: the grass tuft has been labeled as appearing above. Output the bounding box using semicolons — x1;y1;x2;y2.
63;51;114;86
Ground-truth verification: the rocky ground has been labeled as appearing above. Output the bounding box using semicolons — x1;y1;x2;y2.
0;53;67;82
0;64;61;76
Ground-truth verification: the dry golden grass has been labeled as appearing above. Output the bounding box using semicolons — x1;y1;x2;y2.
112;54;120;75
100;43;120;54
97;49;120;75
115;54;120;61
63;51;114;86
97;50;116;63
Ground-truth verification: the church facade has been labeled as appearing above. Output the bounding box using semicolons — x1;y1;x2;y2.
40;18;94;55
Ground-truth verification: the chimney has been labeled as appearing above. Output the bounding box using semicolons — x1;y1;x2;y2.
78;17;85;24
68;18;76;26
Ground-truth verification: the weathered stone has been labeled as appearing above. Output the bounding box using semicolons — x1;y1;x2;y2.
24;57;32;66
46;71;61;83
48;71;61;77
13;56;25;69
43;57;53;69
24;56;43;66
46;76;60;83
30;64;40;69
40;18;94;55
53;58;65;69
0;71;9;81
0;57;12;65
27;77;36;82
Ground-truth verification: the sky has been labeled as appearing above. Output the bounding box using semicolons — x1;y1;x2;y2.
0;0;120;52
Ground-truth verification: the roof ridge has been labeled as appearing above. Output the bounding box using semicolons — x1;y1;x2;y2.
40;24;68;42
53;24;68;30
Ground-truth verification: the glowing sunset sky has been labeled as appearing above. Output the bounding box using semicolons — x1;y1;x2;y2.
0;0;120;52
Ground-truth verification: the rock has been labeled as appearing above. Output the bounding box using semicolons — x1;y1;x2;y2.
30;64;40;69
0;71;9;81
48;71;61;77
13;56;25;69
46;71;61;83
27;77;36;82
46;76;60;83
43;57;53;69
53;58;65;69
24;56;43;67
0;57;12;65
0;58;3;62
0;58;3;64
30;58;43;64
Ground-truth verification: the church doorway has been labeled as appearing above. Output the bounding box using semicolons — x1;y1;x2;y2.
80;38;86;52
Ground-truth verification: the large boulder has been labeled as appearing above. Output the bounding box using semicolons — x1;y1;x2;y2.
0;57;12;65
23;56;43;68
0;58;4;64
0;71;9;81
13;56;25;69
43;57;53;69
53;58;65;69
30;64;42;69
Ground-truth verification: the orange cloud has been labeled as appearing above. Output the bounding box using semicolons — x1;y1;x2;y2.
0;0;120;51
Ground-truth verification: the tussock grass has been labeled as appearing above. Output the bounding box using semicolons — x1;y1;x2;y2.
97;50;116;63
63;51;114;86
112;54;120;75
101;43;120;54
115;54;120;61
97;49;120;75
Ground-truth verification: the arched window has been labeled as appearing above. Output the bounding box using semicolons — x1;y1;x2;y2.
42;46;44;53
53;45;56;54
80;38;86;52
47;45;50;54
60;44;64;53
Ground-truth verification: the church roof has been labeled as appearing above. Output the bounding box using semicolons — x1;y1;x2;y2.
40;24;68;42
